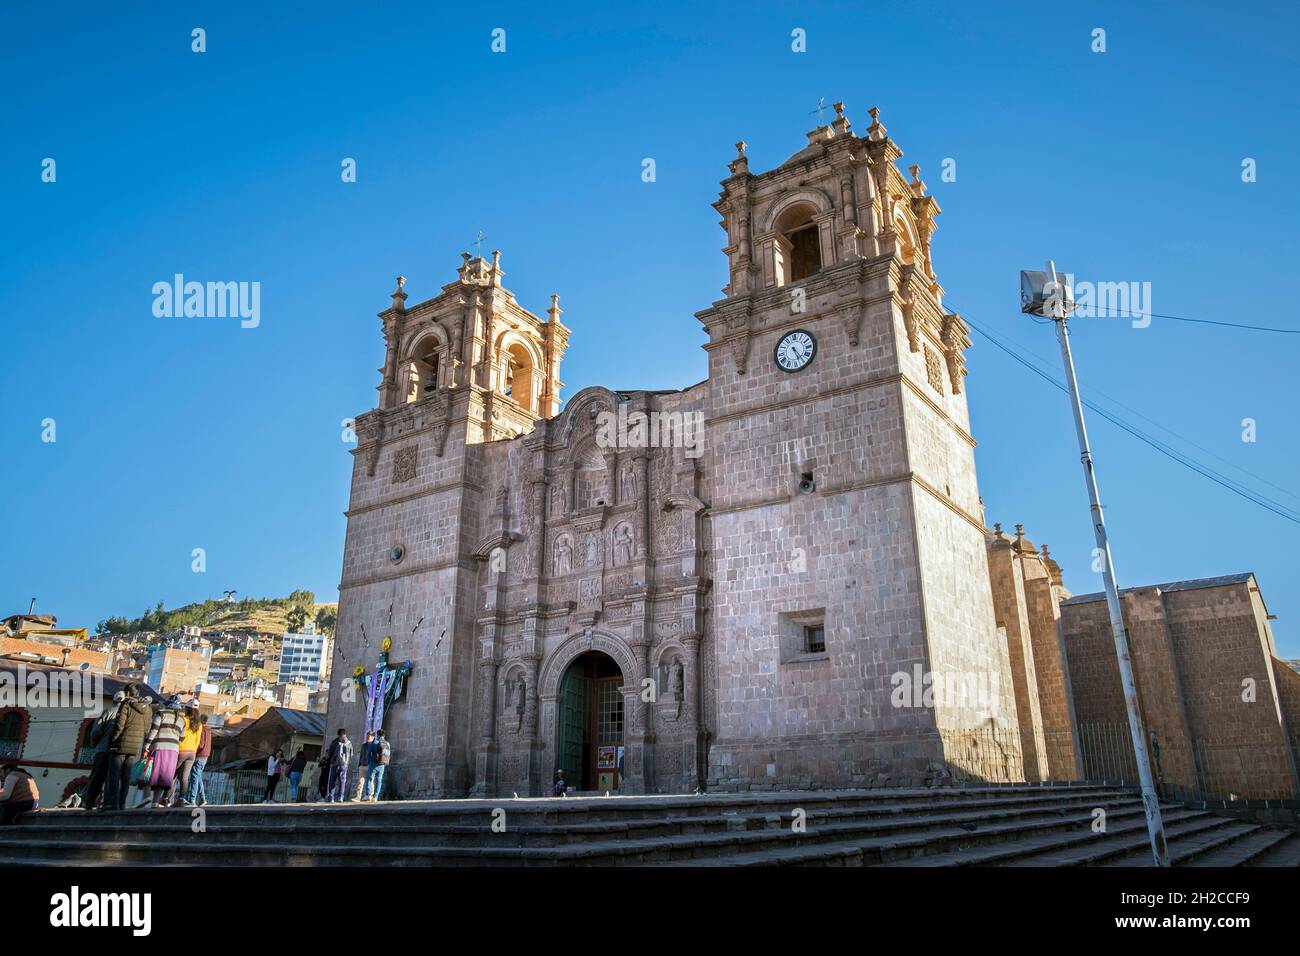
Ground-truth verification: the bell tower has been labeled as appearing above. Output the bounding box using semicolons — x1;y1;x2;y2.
698;103;1022;789
333;251;569;797
373;250;569;443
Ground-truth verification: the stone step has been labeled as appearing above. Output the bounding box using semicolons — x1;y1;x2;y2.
879;806;1203;866
9;790;1137;850
1007;814;1235;866
17;784;1127;830
0;795;1153;867
1180;826;1294;867
1250;832;1300;866
1098;820;1261;867
7;784;1282;867
665;808;1225;868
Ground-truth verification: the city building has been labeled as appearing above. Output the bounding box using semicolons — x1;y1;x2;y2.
276;623;331;689
145;643;212;696
0;662;161;805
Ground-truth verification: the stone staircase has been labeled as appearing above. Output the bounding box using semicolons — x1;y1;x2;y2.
3;784;1297;866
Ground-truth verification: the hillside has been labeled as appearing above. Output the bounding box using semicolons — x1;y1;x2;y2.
96;591;338;637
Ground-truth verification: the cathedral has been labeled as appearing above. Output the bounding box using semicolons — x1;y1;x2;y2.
328;102;1030;798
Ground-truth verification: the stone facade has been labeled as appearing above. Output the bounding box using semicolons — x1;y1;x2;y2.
1060;574;1300;801
328;105;1027;798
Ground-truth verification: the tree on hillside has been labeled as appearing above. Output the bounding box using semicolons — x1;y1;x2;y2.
286;605;309;634
314;605;338;636
286;590;315;614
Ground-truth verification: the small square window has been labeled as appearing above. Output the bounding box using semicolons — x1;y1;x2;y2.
778;609;827;663
804;625;825;655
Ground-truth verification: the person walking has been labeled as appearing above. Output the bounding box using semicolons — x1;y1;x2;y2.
325;729;353;803
171;702;202;807
263;749;286;803
106;683;152;811
287;749;307;801
352;731;375;802
80;690;125;810
316;748;331;800
366;730;391;802
105;686;152;811
0;765;40;824
186;713;212;807
144;695;185;808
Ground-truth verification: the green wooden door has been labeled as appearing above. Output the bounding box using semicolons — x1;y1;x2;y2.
557;665;588;791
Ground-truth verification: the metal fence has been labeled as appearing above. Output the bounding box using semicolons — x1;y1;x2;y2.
199;764;389;805
940;722;1300;803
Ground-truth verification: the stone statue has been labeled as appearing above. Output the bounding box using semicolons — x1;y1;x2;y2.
620;463;637;501
513;675;526;716
585;535;600;566
551;484;566;516
554;535;573;576
669;656;684;699
613;524;634;566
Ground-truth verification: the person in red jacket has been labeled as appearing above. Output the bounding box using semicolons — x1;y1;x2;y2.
186;712;212;807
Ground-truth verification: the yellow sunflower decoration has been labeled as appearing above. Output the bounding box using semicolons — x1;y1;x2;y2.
381;636;393;652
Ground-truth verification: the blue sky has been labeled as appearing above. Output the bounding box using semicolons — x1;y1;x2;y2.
3;1;1297;655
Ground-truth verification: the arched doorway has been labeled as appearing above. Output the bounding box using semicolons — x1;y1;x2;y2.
555;651;624;792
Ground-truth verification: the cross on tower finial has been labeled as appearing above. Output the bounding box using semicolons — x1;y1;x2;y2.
809;96;828;125
472;230;486;259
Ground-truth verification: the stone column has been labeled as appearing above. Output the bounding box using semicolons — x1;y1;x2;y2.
379;314;400;409
682;632;702;789
530;479;547;585
628;629;653;794
472;656;500;796
478;294;494;390
523;651;543;795
602;451;618;506
635;450;650;557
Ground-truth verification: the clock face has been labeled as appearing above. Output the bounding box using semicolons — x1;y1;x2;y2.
775;329;816;372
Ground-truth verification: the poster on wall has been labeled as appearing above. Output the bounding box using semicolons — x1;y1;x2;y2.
597;746;617;769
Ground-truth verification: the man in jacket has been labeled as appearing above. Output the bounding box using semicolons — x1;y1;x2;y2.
352;731;374;802
287;748;308;801
80;690;125;810
106;684;153;811
365;729;391;802
325;729;353;803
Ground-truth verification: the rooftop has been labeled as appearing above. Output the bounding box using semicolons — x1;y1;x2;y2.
1061;572;1257;606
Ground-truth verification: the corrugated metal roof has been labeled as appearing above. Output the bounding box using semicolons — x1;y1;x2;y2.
271;707;326;736
1061;572;1256;607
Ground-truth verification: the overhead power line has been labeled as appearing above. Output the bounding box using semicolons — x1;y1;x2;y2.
959;313;1300;526
948;300;1300;510
1073;308;1299;335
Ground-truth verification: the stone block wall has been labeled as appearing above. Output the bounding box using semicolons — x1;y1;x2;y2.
1061;577;1299;800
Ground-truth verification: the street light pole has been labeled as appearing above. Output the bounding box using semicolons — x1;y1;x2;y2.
1039;260;1169;867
